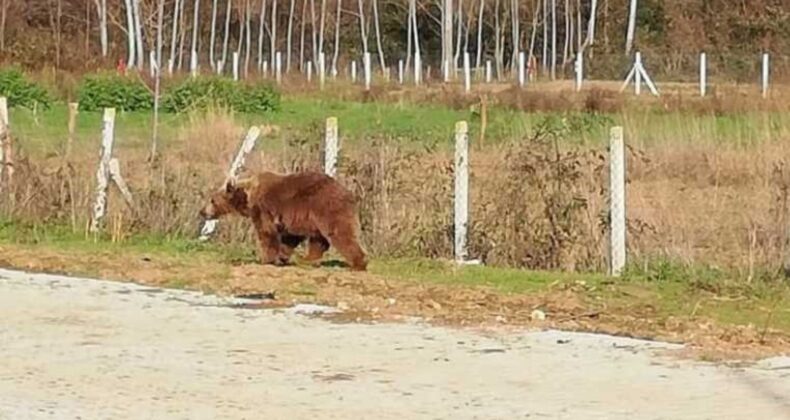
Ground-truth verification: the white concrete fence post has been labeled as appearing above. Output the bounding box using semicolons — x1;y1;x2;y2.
324;117;339;177
363;52;372;91
89;108;116;233
232;52;240;81
318;52;326;90
575;53;584;92
762;53;770;98
454;121;470;263
262;60;269;77
351;61;358;83
518;51;526;87
414;53;422;85
190;50;198;78
463;52;471;93
485;60;492;83
307;60;313;83
609;126;626;277
200;126;262;240
149;51;157;78
699;52;707;97
275;52;283;84
398;59;404;85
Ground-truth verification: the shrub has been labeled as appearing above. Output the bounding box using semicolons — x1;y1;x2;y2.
0;67;51;109
78;74;153;112
162;77;280;113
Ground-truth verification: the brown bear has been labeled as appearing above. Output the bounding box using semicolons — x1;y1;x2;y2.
199;170;368;271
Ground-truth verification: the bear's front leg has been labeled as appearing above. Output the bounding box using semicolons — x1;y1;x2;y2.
252;209;285;266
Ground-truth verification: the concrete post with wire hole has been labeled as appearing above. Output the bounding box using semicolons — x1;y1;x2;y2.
762;53;770;98
609;126;626;276
699;52;707;97
364;52;372;91
199;126;262;240
89;108;116;233
324;117;339;177
463;52;471;93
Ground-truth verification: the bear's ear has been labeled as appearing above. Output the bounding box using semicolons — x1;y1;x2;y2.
224;178;237;194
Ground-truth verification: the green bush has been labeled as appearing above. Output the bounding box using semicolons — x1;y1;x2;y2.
162;77;280;113
77;74;153;112
0;67;51;109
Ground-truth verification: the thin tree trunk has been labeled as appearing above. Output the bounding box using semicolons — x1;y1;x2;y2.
56;0;62;70
286;0;295;71
169;0;182;72
93;0;108;57
310;0;317;65
442;0;453;73
318;0;326;56
510;0;518;68
237;4;245;56
222;0;232;68
372;0;385;70
563;0;569;66
133;0;145;69
151;0;165;163
494;0;502;77
178;0;188;69
527;0;539;67
245;0;252;75
125;0;137;67
331;0;341;75
454;0;463;66
258;0;268;67
0;0;7;52
551;0;556;79
542;0;547;74
625;0;637;55
576;0;581;52
210;0;218;68
475;0;485;68
357;0;368;53
299;0;306;70
406;0;413;70
270;0;278;64
191;0;201;70
585;0;597;48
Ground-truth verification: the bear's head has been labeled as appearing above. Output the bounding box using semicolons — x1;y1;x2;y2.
199;179;250;219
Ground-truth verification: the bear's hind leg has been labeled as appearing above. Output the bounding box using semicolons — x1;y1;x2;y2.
278;233;305;265
303;236;330;265
321;224;367;271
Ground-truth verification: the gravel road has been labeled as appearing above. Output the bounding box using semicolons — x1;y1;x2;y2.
0;268;788;419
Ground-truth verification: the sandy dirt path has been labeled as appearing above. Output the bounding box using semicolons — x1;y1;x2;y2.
0;268;788;419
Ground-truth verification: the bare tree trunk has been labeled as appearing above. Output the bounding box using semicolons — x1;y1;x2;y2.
542;0;547;74
357;0;368;53
210;0;218;68
270;0;278;64
454;0;463;67
550;0;556;79
178;0;188;69
527;0;539;67
245;0;252;75
92;0;109;57
191;0;202;71
331;0;342;75
310;0;317;65
576;0;581;52
510;0;518;69
151;0;165;163
406;0;413;70
133;0;145;69
563;0;569;66
0;0;6;52
124;0;137;67
584;0;597;48
625;0;637;55
318;0;326;56
236;4;245;56
170;0;183;72
258;0;268;68
475;0;485;68
286;0;295;71
442;0;453;74
372;0;386;71
56;0;62;69
222;0;232;69
299;0;306;70
494;0;502;77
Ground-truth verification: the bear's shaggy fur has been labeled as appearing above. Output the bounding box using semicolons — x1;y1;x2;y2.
200;171;368;271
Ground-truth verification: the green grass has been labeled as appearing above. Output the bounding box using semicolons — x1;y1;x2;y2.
9;95;790;160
